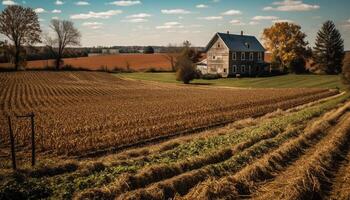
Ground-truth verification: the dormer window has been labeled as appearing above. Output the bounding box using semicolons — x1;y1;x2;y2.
232;52;237;60
249;52;254;61
241;52;245;60
258;52;262;61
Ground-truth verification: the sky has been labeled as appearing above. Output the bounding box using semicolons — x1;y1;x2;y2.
1;0;350;49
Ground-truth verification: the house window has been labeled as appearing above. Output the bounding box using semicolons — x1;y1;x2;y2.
217;42;221;48
212;55;216;60
258;52;262;61
241;52;245;60
232;52;237;60
241;65;245;73
249;52;254;61
233;65;237;73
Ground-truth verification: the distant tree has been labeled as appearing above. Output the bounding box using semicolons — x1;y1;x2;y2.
183;40;191;48
263;22;309;73
313;20;344;74
342;54;350;90
0;5;41;70
44;19;81;70
143;46;154;54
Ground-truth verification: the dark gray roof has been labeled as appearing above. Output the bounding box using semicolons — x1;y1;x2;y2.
205;32;265;52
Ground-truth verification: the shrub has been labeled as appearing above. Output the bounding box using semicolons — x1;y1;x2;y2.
176;56;198;84
143;46;154;54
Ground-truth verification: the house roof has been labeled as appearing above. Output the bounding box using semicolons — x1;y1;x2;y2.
205;32;265;52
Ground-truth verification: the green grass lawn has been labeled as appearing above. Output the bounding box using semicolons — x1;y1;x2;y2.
116;72;346;90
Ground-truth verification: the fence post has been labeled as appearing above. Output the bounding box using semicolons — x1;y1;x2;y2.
7;116;16;170
30;113;35;166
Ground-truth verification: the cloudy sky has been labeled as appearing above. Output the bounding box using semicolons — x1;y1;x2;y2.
1;0;350;49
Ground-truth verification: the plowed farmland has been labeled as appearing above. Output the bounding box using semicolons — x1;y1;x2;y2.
0;71;348;200
0;54;173;71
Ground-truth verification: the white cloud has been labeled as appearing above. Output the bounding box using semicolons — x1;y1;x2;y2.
52;16;59;20
38;18;45;22
229;19;245;25
123;18;148;23
221;9;242;16
263;0;320;11
272;19;294;23
156;21;184;29
82;22;103;29
70;10;122;19
249;21;260;25
52;9;61;13
252;16;279;20
2;0;16;5
196;4;208;8
198;16;223;20
109;0;141;6
161;9;191;15
212;0;220;3
55;0;64;5
75;1;89;6
34;8;46;13
126;13;151;18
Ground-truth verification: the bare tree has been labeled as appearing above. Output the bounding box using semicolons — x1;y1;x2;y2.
0;5;41;70
162;43;182;71
45;19;81;70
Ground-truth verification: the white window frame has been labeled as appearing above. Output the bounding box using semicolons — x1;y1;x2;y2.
232;52;237;60
241;52;245;60
249;52;254;61
233;65;237;73
258;52;262;61
241;65;246;73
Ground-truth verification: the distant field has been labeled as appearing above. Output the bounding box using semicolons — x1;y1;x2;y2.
119;72;346;90
0;53;173;71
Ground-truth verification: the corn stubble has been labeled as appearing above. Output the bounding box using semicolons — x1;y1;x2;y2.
0;71;335;158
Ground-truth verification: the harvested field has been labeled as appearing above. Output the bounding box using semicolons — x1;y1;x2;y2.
0;72;337;160
0;71;348;200
0;54;173;71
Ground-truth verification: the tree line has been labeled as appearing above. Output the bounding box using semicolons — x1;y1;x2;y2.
0;5;81;70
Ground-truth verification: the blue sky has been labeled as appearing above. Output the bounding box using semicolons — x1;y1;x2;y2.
1;0;350;49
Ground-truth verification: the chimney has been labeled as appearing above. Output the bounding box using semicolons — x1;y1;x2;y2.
241;30;244;36
227;31;230;34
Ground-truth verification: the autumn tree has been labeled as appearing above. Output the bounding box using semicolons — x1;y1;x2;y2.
44;19;81;70
342;54;350;90
313;20;344;74
263;22;309;73
0;5;41;70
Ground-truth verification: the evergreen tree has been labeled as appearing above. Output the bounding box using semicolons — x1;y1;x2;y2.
342;54;350;90
313;20;344;74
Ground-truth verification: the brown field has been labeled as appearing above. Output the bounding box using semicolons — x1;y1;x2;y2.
0;71;349;200
0;53;173;71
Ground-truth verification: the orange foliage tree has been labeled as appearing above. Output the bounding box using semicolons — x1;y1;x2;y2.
263;22;310;73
